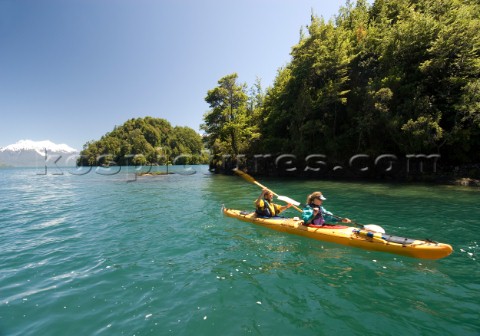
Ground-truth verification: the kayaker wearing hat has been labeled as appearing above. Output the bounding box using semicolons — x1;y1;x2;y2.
255;188;292;217
302;191;351;226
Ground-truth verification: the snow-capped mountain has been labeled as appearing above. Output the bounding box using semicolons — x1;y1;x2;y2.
0;140;78;167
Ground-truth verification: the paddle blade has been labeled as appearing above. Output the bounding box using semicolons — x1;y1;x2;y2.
277;195;301;206
364;224;385;233
232;168;256;183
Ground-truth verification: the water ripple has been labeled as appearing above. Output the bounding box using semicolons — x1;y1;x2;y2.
0;168;479;336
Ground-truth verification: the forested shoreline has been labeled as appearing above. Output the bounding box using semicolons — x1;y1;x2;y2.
202;0;479;182
79;0;479;183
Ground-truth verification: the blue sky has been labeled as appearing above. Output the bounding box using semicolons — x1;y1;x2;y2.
0;0;349;150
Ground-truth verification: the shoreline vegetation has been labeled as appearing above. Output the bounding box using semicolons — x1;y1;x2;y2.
202;0;480;183
220;164;480;187
78;1;479;187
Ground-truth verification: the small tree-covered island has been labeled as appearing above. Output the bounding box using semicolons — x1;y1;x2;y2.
78;117;208;166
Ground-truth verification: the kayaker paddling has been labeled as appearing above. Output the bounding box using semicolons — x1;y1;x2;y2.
302;191;351;226
255;188;292;217
229;170;452;259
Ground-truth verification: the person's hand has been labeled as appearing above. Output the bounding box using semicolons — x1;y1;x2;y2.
341;218;352;223
313;207;319;214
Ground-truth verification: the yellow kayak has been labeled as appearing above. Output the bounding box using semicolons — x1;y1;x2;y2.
223;207;453;260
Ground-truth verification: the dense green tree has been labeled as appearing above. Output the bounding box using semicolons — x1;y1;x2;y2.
259;14;354;158
261;0;478;169
202;73;250;160
201;0;479;176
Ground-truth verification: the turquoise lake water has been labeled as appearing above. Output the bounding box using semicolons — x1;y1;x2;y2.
0;166;479;335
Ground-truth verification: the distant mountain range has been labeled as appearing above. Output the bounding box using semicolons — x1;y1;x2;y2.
0;140;78;167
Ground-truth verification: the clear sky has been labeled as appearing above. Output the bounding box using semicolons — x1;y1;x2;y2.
0;0;349;151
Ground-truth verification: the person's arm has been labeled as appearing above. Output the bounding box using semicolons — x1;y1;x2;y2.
322;207;351;223
277;203;292;214
255;189;267;206
321;207;337;223
302;206;314;224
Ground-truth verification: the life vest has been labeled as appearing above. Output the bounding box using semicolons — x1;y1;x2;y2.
309;203;325;226
256;199;276;217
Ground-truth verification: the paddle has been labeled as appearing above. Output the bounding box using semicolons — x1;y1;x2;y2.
232;168;303;212
276;195;300;206
331;215;385;233
281;193;384;232
233;168;385;233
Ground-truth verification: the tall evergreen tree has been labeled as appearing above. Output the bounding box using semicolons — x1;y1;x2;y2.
202;73;249;157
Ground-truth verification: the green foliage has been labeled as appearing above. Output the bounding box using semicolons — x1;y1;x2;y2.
401;115;444;151
78;117;207;166
263;0;479;164
201;0;479;171
257;15;355;157
201;73;262;160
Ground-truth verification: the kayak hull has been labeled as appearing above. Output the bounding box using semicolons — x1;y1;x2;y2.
223;208;453;260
